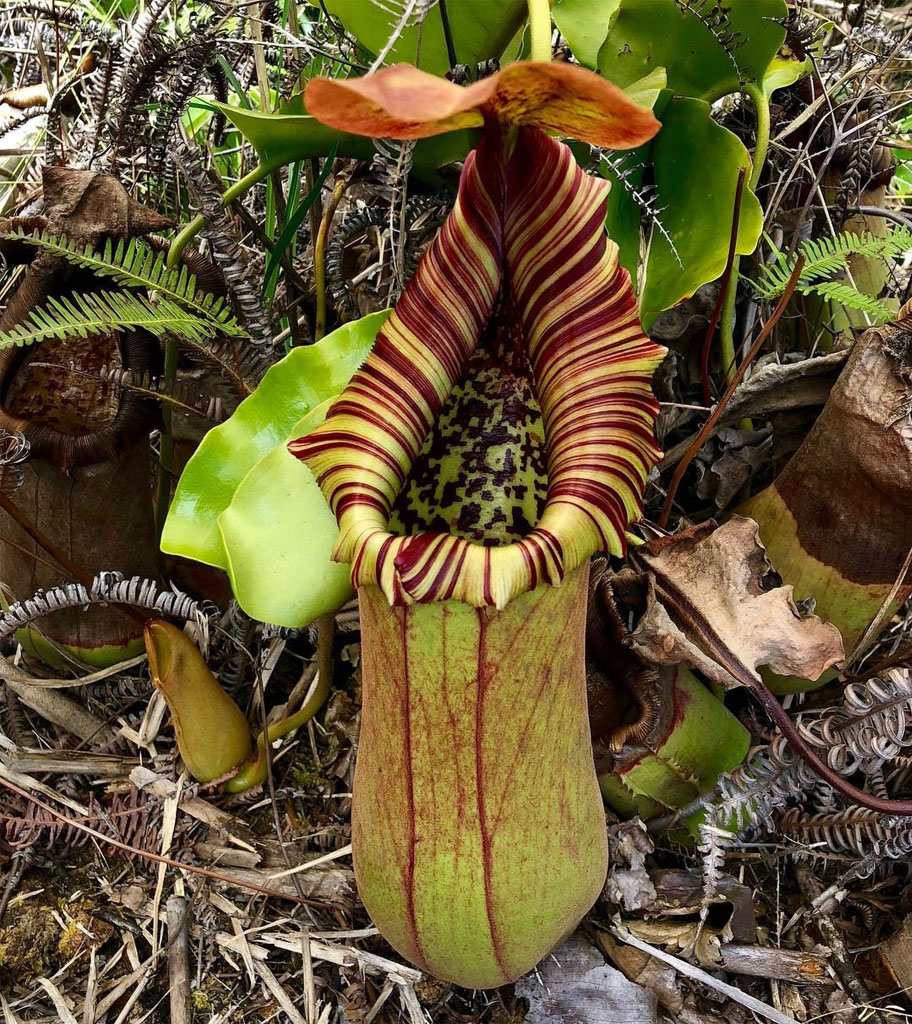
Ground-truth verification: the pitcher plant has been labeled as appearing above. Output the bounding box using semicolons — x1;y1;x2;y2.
289;62;665;988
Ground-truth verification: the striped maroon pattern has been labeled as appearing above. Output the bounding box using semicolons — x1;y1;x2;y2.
290;126;665;608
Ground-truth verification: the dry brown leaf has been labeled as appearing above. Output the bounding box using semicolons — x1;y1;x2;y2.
619;917;727;969
629;517;844;689
41;166;174;242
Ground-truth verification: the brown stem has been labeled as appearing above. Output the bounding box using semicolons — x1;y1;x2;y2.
166;896;192;1024
314;178;347;342
793;862;889;1024
658;255;806;528
831;690;912;736
316;612;334;694
305;159;323;270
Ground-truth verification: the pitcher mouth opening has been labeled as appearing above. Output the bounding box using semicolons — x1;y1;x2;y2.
0;327;160;471
387;286;548;548
289;64;665;611
290;128;663;610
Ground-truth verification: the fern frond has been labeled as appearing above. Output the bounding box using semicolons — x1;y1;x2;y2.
754;227;912;299
0;228;244;337
0;290;228;349
808;281;894;322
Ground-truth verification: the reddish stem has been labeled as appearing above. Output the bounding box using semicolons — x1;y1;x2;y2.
750;680;912;815
658;254;805;529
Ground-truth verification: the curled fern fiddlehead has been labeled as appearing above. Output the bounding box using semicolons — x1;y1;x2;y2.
0;572;213;650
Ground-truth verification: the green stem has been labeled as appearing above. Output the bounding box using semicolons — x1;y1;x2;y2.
157;158;282;538
224;673;331;793
166;159;282;271
314;179;347;341
527;0;552;62
718;83;771;388
225;626;334;793
743;82;770;193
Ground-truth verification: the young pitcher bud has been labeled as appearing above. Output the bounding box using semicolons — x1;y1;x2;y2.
144;620;254;782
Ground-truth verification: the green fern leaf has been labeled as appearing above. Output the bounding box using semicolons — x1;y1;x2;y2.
753;226;912;300
0;228;246;337
803;281;895;323
0;289;227;349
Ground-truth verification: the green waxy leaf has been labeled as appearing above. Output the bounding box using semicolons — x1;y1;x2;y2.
213;99;472;172
211;100;372;167
595;0;787;101
218;401;354;628
320;0;527;77
601;149;646;283
639;96;763;326
552;0;620;70
161;310;390;570
623;67;668;111
555;0;805;100
557;0;806;306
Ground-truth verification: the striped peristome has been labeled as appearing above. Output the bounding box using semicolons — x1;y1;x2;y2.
287;60;666;990
290;124;665;609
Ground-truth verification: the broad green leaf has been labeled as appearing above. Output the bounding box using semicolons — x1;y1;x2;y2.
218;400;353;627
597;70;666;284
161;311;390;569
213;99;472;171
639;96;763;326
320;0;527;77
211;100;372;166
762;49;811;98
596;0;787;101
552;0;620;70
623;68;667;111
602;151;645;284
